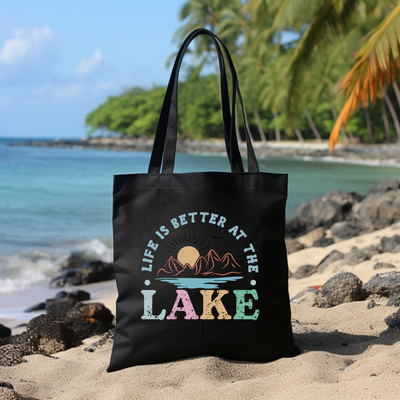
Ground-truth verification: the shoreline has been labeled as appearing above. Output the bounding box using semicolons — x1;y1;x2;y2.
6;137;400;166
1;177;400;398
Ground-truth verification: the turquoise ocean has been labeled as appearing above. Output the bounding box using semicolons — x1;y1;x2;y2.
1;137;400;295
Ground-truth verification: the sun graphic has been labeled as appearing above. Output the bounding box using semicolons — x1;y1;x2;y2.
177;246;200;267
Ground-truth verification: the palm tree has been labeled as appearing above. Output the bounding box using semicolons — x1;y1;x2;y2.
330;4;400;149
258;0;396;134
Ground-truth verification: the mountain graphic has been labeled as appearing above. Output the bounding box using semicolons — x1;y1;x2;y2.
156;249;242;278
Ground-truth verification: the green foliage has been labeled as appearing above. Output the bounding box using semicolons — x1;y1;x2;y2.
85;76;225;139
85;87;165;137
86;0;400;143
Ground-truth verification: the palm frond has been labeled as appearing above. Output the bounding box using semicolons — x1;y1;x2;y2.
330;4;400;150
283;0;362;124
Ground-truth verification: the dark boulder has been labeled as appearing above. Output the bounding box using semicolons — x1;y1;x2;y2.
24;302;46;312
312;237;334;247
363;271;400;297
316;250;345;273
0;324;11;339
374;262;396;270
50;260;114;287
0;382;14;390
0;345;30;367
292;264;317;279
342;247;371;266
286;190;362;238
359;245;380;259
55;290;91;301
8;315;80;355
64;303;114;340
60;251;94;270
320;272;365;307
386;295;400;307
285;238;305;254
354;190;400;232
0;382;21;400
330;221;360;240
380;235;400;253
385;309;400;329
367;300;378;309
46;297;77;320
366;179;400;195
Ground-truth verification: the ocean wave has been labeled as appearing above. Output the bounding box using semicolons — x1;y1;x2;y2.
0;238;113;293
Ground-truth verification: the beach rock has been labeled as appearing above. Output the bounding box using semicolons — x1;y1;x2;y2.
55;290;91;301
292;264;317;279
297;227;325;247
286;190;362;238
285;218;305;239
60;252;90;270
366;179;400;195
330;221;360;239
384;309;400;329
341;247;371;266
0;382;21;400
46;297;77;320
0;324;11;338
374;262;396;269
355;189;400;231
24;302;46;312
386;295;400;307
0;382;14;390
285;238;305;254
367;300;378;309
49;260;114;287
320;272;364;307
363;271;400;297
359;244;380;259
312;237;334;247
316;250;345;273
0;344;29;367
380;235;400;253
9;315;81;355
64;303;114;340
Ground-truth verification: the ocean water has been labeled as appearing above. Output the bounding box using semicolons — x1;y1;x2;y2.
1;137;400;294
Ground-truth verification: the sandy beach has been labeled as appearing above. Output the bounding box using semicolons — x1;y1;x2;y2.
1;219;400;399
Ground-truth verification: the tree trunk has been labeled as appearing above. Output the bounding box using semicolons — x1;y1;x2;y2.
303;106;322;142
330;104;348;144
273;112;281;141
363;106;374;142
380;97;392;142
383;90;400;142
253;109;267;141
391;79;400;108
294;125;304;142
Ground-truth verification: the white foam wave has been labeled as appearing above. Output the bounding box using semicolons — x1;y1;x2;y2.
0;238;113;293
299;155;400;168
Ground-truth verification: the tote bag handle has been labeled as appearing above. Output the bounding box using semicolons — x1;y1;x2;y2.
148;28;235;173
148;28;259;174
165;29;259;174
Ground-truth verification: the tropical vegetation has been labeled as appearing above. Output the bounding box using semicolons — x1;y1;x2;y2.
86;0;400;149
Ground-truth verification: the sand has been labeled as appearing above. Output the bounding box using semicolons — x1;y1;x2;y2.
1;224;400;400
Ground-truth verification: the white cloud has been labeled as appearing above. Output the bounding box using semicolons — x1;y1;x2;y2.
0;25;55;66
73;49;104;77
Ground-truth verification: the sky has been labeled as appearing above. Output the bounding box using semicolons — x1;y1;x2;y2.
0;0;189;138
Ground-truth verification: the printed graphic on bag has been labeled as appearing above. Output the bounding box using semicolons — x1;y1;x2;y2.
140;211;260;321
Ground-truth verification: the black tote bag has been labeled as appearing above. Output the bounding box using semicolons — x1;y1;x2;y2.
108;29;297;372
